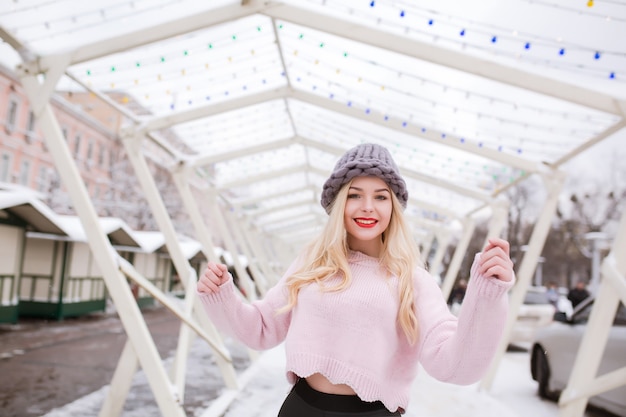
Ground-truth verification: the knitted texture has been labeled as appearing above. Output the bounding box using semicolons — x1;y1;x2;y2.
197;251;514;413
321;143;408;213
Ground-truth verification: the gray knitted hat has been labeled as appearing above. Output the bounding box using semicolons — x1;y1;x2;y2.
320;143;408;213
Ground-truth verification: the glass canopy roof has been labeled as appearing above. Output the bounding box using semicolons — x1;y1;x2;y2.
1;0;625;245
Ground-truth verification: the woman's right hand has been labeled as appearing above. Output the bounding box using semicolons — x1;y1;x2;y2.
197;262;230;294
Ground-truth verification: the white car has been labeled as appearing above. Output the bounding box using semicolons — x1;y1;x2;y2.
530;296;626;417
509;286;558;348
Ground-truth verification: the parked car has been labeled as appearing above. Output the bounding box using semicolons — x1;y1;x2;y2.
509;286;557;348
530;296;626;417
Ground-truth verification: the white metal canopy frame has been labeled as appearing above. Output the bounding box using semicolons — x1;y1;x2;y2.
1;1;625;416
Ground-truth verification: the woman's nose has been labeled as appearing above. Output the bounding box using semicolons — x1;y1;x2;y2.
361;197;374;212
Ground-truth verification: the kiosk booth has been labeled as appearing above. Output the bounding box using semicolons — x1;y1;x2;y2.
0;188;70;323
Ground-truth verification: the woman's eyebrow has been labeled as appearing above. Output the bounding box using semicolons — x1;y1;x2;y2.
348;186;390;193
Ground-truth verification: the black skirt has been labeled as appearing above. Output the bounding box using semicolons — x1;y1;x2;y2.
277;378;402;417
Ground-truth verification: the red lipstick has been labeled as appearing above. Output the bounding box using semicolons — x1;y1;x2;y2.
354;218;377;228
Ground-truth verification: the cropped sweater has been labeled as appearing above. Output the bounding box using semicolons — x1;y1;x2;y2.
197;250;514;413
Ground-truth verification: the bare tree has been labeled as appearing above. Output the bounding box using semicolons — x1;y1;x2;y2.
545;149;626;288
505;176;544;267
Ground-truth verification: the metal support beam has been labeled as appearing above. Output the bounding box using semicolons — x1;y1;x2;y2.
17;69;186;417
39;2;273;68
441;217;476;300
292;91;542;173
142;87;290;134
430;229;452;279
222;206;269;296
558;211;626;416
419;230;436;265
299;136;494;203
480;168;565;390
484;199;510;244
120;133;241;398
99;341;139;417
207;198;257;300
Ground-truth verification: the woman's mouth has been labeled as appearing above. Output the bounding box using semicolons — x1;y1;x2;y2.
354;218;377;228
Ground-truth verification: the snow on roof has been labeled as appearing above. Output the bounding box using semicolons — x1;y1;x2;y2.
178;239;204;260
97;217;141;247
132;230;167;253
0;190;69;236
54;215;141;247
132;230;207;260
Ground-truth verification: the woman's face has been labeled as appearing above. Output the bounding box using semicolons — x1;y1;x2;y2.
343;176;393;257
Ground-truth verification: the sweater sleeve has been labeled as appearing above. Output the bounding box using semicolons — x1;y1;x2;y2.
416;253;515;384
196;259;300;350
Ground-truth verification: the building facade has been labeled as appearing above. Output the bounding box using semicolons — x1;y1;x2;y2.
0;63;207;235
1;64;120;215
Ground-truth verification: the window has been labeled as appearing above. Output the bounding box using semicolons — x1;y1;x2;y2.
26;111;36;143
87;139;94;167
74;133;81;158
27;111;36;131
62;127;68;140
18;160;30;185
98;143;106;167
37;167;48;192
6;98;18;133
0;153;11;182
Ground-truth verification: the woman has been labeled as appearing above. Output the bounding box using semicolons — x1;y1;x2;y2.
197;143;514;416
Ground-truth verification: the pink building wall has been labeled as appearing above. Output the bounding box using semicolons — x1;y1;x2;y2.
1;64;120;212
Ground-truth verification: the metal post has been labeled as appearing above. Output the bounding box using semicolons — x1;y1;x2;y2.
430;228;451;280
480;169;565;390
585;232;608;295
558;211;626;417
441;217;475;300
484;199;509;245
420;230;435;265
121;135;239;395
207;199;257;300
18;65;186;416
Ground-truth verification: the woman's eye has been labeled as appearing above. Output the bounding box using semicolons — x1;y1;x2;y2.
347;194;361;199
375;195;388;200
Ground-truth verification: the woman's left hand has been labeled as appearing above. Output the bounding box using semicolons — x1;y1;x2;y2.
478;238;514;282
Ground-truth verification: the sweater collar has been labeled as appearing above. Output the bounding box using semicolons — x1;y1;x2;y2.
348;250;383;266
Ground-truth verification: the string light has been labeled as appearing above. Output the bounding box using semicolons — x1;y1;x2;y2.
289;69;602;159
7;0;185;43
280;27;615;125
78;17;622;90
335;0;626;77
55;11;621;171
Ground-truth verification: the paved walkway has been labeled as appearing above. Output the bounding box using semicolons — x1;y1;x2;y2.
0;305;611;417
0;305;181;417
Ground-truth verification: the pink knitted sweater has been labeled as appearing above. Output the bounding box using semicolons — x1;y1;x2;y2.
197;250;513;413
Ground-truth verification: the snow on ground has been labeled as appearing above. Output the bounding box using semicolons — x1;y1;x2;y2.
41;336;578;417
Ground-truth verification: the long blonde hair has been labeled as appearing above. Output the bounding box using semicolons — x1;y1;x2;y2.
280;179;423;345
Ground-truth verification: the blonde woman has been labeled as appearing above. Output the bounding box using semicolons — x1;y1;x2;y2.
198;143;514;416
